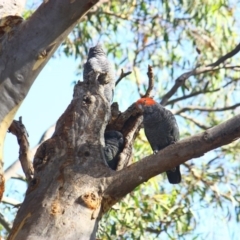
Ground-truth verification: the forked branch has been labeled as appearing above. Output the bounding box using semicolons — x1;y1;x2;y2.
115;69;132;85
160;42;240;105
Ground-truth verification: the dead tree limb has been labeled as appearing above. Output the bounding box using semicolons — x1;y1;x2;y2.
5;125;55;181
115;69;132;86
0;212;11;233
207;42;240;67
142;65;154;98
8;117;33;182
174;103;240;115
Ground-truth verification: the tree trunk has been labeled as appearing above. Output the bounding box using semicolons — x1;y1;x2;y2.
0;0;101;201
8;77;113;239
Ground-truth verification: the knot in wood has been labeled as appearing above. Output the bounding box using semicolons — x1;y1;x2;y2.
203;131;213;143
51;199;62;215
26;177;39;195
78;192;101;210
82;95;95;106
102;196;117;214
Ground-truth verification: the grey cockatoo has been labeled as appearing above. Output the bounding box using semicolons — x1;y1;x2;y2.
136;97;181;184
104;130;124;170
83;44;115;102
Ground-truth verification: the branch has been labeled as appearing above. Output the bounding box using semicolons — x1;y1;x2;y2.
208;42;240;67
1;0;100;120
142;65;154;98
105;114;240;199
115;69;132;86
4;124;55;181
166;79;236;106
0;213;11;233
8;117;33;182
178;113;209;130
174;103;240;115
160;43;240;106
2;196;21;207
101;11;131;21
166;88;218;106
3;161;21;182
116;115;142;170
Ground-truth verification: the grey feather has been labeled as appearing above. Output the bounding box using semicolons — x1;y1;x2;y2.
140;102;181;184
104;131;124;170
83;44;115;102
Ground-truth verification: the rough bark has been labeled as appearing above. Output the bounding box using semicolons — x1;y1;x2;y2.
0;0;102;200
9;70;113;239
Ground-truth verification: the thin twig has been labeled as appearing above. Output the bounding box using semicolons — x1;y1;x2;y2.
166;89;218;106
145;227;164;235
160;41;240;106
161;65;240;106
4;160;21;182
100;11;130;21
115;69;132;86
166;80;236;106
2;196;21;206
134;67;142;96
174;103;240;115
178;113;209;130
142;65;154;97
208;42;240;67
11;175;29;182
8;117;33;183
0;213;11;232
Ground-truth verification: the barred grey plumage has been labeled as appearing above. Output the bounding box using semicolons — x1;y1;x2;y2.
136;97;181;184
83;44;115;102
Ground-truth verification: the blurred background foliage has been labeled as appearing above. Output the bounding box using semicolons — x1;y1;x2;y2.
2;0;240;239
